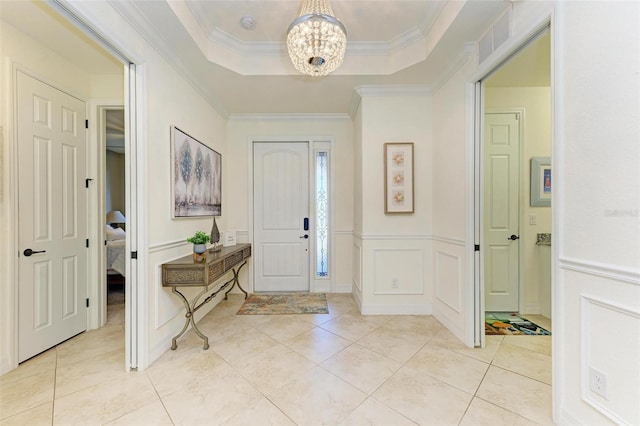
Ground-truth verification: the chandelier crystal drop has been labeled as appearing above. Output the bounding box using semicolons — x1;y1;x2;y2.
287;0;347;77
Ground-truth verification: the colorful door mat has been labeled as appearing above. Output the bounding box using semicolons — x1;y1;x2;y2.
236;293;329;315
485;312;551;335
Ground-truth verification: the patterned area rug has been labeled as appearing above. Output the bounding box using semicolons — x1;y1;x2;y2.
236;293;329;315
485;312;551;335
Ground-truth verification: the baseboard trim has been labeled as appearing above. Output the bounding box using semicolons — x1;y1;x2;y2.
360;303;432;316
148;339;173;370
523;303;541;314
334;283;353;293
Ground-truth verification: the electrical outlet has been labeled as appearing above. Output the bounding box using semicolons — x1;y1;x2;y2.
391;278;399;288
589;367;608;399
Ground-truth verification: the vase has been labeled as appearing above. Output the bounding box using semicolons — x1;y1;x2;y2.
210;216;221;252
193;243;207;262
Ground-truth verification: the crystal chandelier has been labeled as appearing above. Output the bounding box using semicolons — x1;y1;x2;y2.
286;0;347;77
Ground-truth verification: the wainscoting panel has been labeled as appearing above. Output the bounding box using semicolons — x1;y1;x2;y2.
559;262;640;426
434;249;462;313
373;248;425;295
358;237;431;315
352;240;362;292
581;294;640;425
432;238;467;342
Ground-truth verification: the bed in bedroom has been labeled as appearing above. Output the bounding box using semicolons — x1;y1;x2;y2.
106;226;126;278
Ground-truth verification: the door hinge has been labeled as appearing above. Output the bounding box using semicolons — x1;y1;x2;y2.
85;178;93;188
85;119;89;129
86;239;90;248
131;251;138;259
474;244;480;252
86;298;89;307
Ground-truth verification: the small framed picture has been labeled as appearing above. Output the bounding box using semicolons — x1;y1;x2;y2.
384;142;414;214
531;157;551;207
223;230;237;247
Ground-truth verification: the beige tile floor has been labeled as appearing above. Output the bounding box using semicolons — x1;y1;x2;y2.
0;294;553;425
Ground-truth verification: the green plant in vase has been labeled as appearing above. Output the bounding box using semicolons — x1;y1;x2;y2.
187;231;210;262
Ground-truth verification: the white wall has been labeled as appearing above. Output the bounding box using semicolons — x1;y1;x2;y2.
353;90;433;314
226;115;354;292
554;2;640;424
142;51;228;365
486;87;552;315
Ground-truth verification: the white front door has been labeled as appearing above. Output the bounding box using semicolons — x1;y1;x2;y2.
17;71;88;362
483;112;520;312
253;142;310;292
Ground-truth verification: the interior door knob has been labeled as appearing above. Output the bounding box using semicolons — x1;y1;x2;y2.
508;234;520;241
299;234;309;239
23;248;46;256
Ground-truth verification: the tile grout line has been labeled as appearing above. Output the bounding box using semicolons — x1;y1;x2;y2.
50;347;58;426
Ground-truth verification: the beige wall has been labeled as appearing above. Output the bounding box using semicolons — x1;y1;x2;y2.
105;150;125;214
485;87;552;316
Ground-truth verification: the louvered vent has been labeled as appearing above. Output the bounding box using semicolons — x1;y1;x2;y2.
478;9;511;63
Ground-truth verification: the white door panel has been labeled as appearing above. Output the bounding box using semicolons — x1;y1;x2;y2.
254;142;310;292
18;71;87;362
484;113;520;312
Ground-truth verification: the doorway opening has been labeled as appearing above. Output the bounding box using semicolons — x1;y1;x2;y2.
103;108;126;327
476;27;552;342
3;1;142;372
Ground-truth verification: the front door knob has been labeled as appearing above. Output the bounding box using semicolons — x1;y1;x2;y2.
508;235;520;241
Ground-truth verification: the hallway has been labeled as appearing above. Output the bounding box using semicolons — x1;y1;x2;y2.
0;294;552;425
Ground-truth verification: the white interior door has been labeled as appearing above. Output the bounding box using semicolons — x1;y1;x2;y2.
483;112;520;312
253;142;310;292
17;71;88;362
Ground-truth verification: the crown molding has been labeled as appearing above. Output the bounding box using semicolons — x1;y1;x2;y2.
228;113;351;122
110;0;229;117
349;85;431;118
355;85;431;97
209;29;284;55
430;42;476;92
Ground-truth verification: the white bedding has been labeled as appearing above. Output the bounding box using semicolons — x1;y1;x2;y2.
107;239;126;276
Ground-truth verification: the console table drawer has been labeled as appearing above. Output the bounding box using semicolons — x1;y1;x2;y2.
224;251;243;272
162;243;251;287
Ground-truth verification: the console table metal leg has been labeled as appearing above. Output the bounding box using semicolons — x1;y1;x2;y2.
171;287;210;350
224;261;248;300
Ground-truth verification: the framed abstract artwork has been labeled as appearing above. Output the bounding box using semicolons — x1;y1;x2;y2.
531;156;551;207
170;126;222;218
384;142;414;214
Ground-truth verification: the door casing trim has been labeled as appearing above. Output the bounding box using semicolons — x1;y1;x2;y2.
248;137;335;293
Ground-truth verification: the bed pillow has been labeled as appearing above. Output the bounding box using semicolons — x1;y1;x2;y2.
106;225;126;241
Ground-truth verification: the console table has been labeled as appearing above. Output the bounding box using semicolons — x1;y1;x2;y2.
161;243;251;350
